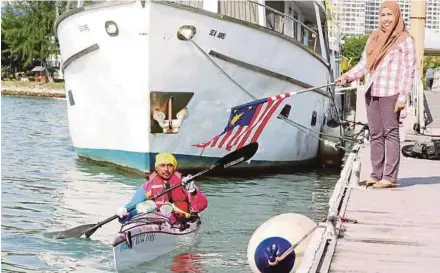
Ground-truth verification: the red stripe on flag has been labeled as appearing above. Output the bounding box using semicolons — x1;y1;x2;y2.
193;139;212;148
210;135;220;147
218;130;233;148
225;126;244;151
250;97;286;143
232;103;266;148
236;99;274;149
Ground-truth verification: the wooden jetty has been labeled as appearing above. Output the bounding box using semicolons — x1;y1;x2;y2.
297;87;440;273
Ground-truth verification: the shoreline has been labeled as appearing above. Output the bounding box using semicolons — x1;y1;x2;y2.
1;84;65;98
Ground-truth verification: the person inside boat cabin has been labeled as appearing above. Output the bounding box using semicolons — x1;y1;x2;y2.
116;153;208;223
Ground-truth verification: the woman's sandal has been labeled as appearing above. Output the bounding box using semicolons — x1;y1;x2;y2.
372;180;397;189
365;177;379;187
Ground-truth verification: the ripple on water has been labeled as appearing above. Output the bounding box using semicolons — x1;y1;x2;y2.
2;96;339;272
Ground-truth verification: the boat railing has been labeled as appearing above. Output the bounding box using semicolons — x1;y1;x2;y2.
56;0;127;14
245;0;320;54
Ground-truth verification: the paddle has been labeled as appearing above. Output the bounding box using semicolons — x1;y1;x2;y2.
52;142;259;239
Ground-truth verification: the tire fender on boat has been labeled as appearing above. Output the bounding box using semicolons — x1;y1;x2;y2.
318;119;344;168
247;213;316;273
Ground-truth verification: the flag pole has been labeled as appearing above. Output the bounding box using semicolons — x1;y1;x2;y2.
281;82;336;97
229;82;337;111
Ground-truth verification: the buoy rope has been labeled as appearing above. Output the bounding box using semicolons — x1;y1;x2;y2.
268;223;326;266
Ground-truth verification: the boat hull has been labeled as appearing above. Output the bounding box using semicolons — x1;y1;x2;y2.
112;213;201;271
56;1;336;173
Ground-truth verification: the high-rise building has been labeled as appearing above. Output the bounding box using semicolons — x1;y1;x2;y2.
329;0;367;35
426;0;440;31
328;0;440;35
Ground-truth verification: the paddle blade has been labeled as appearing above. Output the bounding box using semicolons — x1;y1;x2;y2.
216;142;259;170
48;224;97;239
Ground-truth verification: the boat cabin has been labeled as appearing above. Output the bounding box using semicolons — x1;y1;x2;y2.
69;0;330;62
170;0;329;61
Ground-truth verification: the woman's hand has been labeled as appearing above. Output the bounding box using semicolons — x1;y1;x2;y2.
335;74;349;86
394;100;406;112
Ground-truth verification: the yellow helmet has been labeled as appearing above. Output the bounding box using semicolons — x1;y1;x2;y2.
155;153;177;169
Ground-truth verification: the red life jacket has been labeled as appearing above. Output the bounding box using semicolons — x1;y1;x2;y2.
144;172;190;214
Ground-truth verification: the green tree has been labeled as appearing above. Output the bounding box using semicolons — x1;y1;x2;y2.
341;34;370;68
1;1;60;82
424;56;440;75
423;56;440;88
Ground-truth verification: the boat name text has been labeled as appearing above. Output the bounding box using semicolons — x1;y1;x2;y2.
119;233;156;252
209;29;226;40
135;233;155;245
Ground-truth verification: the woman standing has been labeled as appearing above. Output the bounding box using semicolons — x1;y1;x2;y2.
336;1;416;188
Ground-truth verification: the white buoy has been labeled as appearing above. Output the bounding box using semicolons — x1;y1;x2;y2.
247;213;316;273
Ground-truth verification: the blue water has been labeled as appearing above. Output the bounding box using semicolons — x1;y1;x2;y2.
1;96;339;272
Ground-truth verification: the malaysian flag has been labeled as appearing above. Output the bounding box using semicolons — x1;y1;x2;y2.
193;94;291;151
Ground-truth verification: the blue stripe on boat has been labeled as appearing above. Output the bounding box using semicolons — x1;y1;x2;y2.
75;147;219;173
75;147;315;173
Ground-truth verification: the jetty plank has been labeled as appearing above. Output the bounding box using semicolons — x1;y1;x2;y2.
328;89;440;273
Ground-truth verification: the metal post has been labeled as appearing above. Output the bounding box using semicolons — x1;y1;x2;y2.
409;0;427;133
257;0;266;27
314;2;328;61
409;0;426;75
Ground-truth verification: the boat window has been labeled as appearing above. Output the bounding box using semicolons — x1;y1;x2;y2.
311;111;317;126
67;90;75;106
278;104;292;119
265;1;285;33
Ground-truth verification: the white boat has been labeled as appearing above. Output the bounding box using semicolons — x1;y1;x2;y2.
55;0;341;173
112;212;201;272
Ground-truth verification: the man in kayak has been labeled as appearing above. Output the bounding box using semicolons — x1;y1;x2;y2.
116;153;208;223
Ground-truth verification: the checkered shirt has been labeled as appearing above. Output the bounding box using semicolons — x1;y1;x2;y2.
346;36;416;102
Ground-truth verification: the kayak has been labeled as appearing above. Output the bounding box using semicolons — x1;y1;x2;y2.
112;212;201;272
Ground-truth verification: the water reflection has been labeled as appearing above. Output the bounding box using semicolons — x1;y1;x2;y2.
170;253;204;273
2;96;339;273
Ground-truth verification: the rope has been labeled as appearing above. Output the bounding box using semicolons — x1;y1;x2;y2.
188;39;256;99
277;116;345;152
185;37;369;151
279;117;369;152
268;218;327;266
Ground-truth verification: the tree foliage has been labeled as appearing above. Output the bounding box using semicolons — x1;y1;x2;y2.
423;56;440;88
1;1;59;68
424;56;440;75
341;34;370;68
